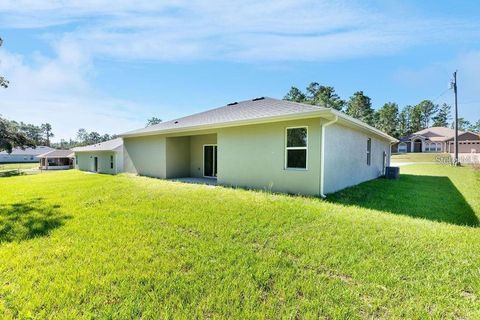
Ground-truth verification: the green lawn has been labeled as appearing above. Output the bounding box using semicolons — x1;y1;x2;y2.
1;166;479;319
0;162;38;172
391;152;449;163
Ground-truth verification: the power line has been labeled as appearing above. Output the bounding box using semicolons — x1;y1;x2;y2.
431;88;450;104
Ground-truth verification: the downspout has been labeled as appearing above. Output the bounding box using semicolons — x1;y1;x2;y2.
320;115;338;198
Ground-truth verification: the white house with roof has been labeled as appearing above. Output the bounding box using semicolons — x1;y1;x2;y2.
72;138;124;174
118;97;397;196
38;150;74;170
0;146;54;163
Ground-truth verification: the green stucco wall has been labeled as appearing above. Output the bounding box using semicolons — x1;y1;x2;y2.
75;151;120;174
217;118;322;196
165;136;190;178
323;123;391;194
123;135;166;178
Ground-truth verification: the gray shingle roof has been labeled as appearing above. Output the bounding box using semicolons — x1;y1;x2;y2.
121;97;329;137
0;146;54;155
120;96;397;142
38;150;74;158
71;138;123;152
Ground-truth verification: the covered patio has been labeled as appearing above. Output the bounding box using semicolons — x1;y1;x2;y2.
164;133;218;180
38;150;74;170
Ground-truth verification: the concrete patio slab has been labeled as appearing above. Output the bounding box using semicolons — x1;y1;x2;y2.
172;177;218;186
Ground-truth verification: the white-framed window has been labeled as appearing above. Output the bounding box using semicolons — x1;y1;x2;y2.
285;127;308;169
398;142;407;153
425;143;431;152
436;143;442;151
367;138;372;166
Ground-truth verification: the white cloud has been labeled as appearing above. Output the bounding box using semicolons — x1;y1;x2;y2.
0;39;152;141
1;1;479;62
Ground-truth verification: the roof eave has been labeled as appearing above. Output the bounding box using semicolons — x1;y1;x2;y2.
73;149;117;152
120;108;397;143
329;109;399;143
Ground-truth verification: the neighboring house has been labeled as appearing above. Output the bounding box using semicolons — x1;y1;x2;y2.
72;138;124;174
38;150;74;170
119;97;397;196
0;146;54;163
392;127;480;153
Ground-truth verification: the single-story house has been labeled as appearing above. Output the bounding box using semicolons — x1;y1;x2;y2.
38;150;74;170
72;138;124;174
0;146;54;163
392;127;480;153
119;97;397;196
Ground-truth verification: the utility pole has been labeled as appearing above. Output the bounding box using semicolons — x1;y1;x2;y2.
452;71;459;166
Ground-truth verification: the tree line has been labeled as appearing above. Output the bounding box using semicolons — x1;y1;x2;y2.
0;115;119;152
0;114;163;153
0;116;55;152
284;83;480;138
55;129;118;149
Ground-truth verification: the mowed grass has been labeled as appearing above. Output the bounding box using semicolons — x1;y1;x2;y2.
0;162;38;172
0;166;479;319
391;152;448;163
328;164;480;226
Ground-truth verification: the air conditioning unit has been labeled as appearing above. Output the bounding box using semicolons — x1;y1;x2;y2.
385;166;400;179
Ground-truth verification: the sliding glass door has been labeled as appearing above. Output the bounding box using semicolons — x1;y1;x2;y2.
203;145;217;177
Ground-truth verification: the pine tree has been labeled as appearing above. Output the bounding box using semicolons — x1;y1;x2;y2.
432;103;451;127
376;102;399;137
284;86;306;103
345;91;375;126
397;107;410;137
409;105;423;133
416;100;438;128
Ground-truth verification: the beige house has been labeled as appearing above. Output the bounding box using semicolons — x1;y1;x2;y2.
119;97;397;196
38;150;74;170
392;127;480;153
72;138;124;174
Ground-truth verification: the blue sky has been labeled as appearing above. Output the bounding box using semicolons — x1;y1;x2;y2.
0;0;479;141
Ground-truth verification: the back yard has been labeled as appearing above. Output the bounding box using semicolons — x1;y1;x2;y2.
0;162;38;172
1;165;479;319
391;152;447;163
